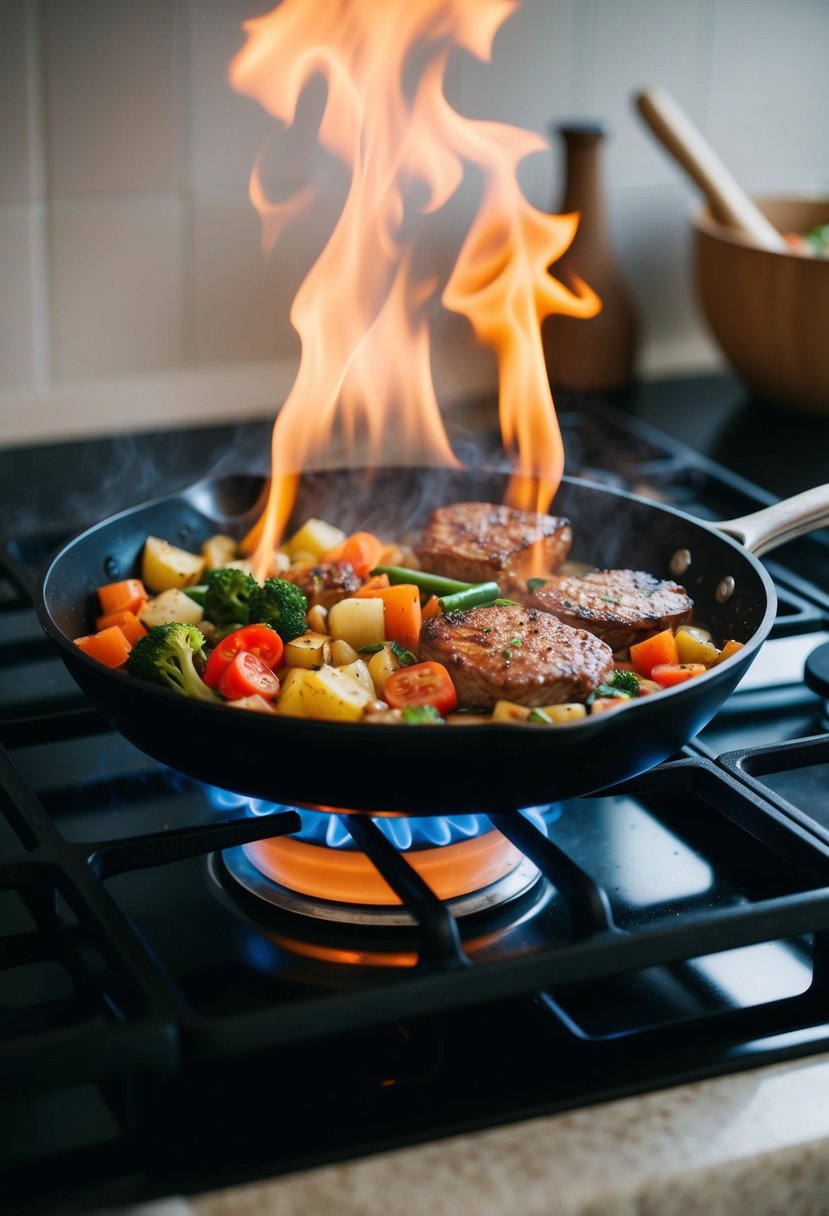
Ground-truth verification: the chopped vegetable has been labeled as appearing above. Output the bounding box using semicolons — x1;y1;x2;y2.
383;660;458;714
629;628;680;678
401;704;445;725
715;639;745;663
650;662;707;687
370;565;477;596
203;566;258;635
327;596;385;650
96;578;148;617
94;609;148;644
218;651;281;701
248;578;308;642
355;583;422;649
202;623;284;690
436;581;501;613
74;624;133;668
126;623;214;700
607;668;641;697
321;531;385;579
138;587;205;628
141;536;205;593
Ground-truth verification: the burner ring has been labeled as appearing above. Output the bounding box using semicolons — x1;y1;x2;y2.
221;844;541;926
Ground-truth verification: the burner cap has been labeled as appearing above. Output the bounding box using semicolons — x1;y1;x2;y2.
804;640;829;701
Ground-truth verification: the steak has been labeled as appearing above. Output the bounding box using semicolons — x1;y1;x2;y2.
526;568;693;652
414;502;572;595
418;603;614;710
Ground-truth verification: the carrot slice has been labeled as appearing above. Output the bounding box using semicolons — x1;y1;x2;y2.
629;628;680;677
74;625;132;668
356;583;422;649
96;578;148;616
322;531;385;579
94;609;148;644
354;573;391;594
716;639;745;663
421;594;441;621
650;662;707;687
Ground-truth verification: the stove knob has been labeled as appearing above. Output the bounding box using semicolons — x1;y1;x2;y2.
804;640;829;703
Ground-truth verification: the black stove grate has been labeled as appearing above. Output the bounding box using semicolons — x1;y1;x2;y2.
2;398;829;1214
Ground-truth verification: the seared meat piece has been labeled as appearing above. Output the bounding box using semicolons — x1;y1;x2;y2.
419;603;614;710
414;502;572;595
526;569;693;652
286;561;361;610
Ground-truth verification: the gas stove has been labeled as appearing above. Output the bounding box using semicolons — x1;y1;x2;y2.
2;375;829;1215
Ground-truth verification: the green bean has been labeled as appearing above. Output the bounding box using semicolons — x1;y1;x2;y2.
436;582;501;613
369;565;475;595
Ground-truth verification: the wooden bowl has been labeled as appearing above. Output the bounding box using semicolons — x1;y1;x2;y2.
693;195;829;413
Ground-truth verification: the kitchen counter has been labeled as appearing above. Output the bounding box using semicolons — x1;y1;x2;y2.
99;1048;829;1216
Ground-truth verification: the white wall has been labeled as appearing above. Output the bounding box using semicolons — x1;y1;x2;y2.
1;0;827;446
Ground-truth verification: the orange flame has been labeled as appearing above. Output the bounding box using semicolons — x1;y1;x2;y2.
229;0;599;566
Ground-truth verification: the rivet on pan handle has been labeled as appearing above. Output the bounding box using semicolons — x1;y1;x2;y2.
713;484;829;557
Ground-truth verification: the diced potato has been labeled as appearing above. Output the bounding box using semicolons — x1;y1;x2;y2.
138;587;204;627
367;645;400;694
284;518;346;560
284;631;331;669
224;694;277;714
491;700;531;722
540;703;587;724
335;658;375;699
273;667;313;718
295;664;373;722
141;536;206;593
307;603;329;634
327;596;385;651
675;627;720;667
330;637;359;666
202;533;238;569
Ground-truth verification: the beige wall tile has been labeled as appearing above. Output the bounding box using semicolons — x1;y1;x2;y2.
0;1;37;202
0;208;38;393
50;198;185;379
43;0;181;196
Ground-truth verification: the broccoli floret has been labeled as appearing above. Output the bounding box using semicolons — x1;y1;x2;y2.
203;566;257;632
127;622;215;700
400;704;445;725
248;577;308;642
609;668;641;696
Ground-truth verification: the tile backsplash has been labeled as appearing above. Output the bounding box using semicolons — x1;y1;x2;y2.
1;0;827;445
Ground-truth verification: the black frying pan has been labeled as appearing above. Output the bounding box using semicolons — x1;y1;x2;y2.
35;468;829;815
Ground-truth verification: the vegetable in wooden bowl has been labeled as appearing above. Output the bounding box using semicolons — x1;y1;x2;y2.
692;194;829;414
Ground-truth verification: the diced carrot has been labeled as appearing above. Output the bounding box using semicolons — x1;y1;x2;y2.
74;625;132;668
650;662;707;688
421;594;441;621
354;573;391;595
590;696;630;715
94;609;148;644
629;628;679;677
322;531;385;579
356;583;422;649
716;639;745;663
96;578;148;616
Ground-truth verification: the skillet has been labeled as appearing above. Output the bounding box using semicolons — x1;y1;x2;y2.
35;467;829;816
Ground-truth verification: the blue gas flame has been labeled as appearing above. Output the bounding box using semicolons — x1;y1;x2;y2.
205;785;554;848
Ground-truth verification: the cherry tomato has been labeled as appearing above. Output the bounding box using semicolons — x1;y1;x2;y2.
203;623;284;689
383;660;457;714
218;651;281;701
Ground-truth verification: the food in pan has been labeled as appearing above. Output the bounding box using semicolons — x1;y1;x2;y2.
72;503;743;724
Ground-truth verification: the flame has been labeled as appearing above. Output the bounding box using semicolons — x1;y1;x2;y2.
229;0;599;566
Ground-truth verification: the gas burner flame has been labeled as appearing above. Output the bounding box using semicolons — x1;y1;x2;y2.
207;786;550;849
228;0;600;569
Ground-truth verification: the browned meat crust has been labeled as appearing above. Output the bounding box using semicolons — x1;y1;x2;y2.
418;603;614;710
286;561;361;610
526;569;693;652
414;502;572;595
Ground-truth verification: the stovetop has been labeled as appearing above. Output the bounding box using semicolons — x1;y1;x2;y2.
2;375;829;1216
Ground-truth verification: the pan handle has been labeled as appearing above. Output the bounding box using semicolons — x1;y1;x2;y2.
714;484;829;556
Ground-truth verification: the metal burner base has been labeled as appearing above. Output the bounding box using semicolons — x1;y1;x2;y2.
220;845;541;926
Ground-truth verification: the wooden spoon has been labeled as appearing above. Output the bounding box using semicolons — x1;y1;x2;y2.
635;85;788;252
